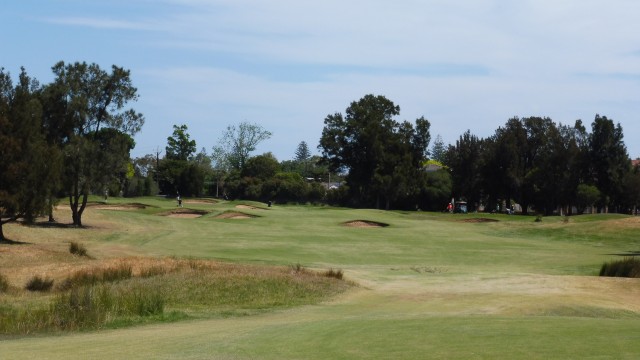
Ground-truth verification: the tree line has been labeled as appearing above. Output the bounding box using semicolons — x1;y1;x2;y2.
0;62;143;240
3;63;639;242
444;116;640;215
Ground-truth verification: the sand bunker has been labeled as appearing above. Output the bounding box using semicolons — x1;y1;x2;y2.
215;212;256;219
161;209;209;219
459;218;500;223
343;220;389;228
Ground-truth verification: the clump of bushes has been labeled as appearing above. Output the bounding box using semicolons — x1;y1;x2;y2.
25;276;54;292
600;258;640;278
69;241;89;257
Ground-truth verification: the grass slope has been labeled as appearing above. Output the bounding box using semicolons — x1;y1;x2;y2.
1;197;640;359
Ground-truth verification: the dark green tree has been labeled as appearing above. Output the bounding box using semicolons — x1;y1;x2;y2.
166;124;196;161
319;94;430;209
0;68;59;240
294;141;311;162
242;153;280;180
443;130;483;211
587;115;630;212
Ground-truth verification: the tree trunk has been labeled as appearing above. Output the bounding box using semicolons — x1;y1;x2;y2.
0;221;4;242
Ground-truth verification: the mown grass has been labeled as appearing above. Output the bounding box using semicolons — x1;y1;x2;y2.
2;198;640;359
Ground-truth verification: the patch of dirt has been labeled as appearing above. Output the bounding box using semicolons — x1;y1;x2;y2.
459;218;500;223
215;212;256;219
343;220;389;228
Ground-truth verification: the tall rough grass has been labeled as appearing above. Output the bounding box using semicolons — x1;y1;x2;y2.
0;273;8;293
0;259;350;336
599;257;640;278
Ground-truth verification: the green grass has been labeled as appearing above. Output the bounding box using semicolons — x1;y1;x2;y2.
1;197;640;358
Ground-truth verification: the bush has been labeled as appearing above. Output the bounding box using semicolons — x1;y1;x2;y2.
0;273;9;293
600;258;640;278
69;241;88;257
25;276;54;292
324;268;344;280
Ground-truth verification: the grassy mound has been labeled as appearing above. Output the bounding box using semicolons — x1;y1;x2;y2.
0;258;351;336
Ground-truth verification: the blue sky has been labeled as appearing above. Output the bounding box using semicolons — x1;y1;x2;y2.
2;0;640;160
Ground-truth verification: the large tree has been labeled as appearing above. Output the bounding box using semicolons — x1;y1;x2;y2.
587;115;629;212
46;61;144;226
443;130;483;211
0;68;59;240
319;94;430;209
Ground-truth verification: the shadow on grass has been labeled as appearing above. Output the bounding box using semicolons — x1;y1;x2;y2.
607;251;640;257
0;237;30;245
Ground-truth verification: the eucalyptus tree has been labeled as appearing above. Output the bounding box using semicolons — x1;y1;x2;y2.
213;122;272;171
46;61;144;226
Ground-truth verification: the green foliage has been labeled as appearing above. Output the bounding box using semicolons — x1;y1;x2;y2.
213;122;272;171
294;141;311;162
165;124;196;161
319;94;431;209
575;184;600;214
599;258;640;278
25;276;54;292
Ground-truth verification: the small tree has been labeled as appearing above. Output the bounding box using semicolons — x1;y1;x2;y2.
213;122;272;171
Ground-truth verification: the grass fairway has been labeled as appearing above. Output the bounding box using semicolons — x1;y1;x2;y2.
2;198;640;359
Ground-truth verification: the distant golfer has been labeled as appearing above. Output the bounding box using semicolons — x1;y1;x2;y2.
177;193;182;207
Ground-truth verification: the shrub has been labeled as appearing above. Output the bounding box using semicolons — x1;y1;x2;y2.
25;276;54;292
69;242;88;257
0;273;9;293
324;268;344;280
600;258;640;278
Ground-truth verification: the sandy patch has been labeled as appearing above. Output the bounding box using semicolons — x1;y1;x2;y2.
160;209;209;219
215;212;255;219
343;220;389;228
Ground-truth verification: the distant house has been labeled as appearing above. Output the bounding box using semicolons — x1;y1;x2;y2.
632;158;640;168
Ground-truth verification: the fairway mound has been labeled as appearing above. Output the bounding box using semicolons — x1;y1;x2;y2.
343;220;389;228
235;204;266;210
215;211;257;219
91;203;148;211
460;218;500;223
184;199;217;205
161;209;209;218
